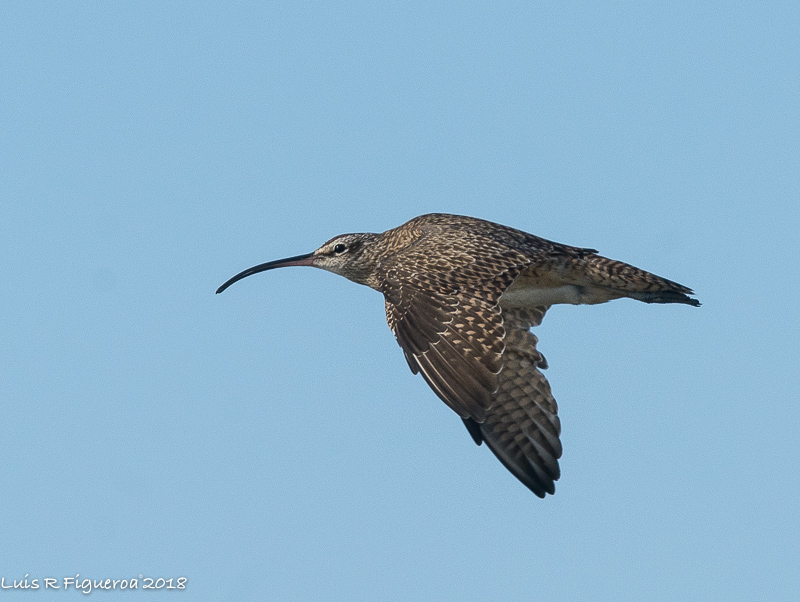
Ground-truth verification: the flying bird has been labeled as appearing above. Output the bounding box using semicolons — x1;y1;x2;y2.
217;213;699;497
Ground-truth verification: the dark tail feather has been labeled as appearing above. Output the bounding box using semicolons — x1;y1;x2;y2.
581;255;700;307
629;290;701;306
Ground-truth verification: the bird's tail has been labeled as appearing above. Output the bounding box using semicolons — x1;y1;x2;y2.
626;288;700;306
579;255;700;307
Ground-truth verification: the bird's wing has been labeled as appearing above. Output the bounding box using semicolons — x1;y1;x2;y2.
382;276;507;422
378;238;527;422
378;233;562;495
465;305;562;497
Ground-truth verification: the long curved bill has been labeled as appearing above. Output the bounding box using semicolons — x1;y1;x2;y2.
216;252;315;294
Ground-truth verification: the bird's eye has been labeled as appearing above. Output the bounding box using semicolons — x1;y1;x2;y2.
333;244;346;254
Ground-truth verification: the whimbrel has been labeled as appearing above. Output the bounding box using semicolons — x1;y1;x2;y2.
217;213;699;497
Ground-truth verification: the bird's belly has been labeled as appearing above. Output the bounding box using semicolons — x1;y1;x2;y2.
499;284;584;307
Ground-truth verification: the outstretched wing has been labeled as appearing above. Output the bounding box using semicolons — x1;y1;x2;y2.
382;274;509;422
378;230;561;496
378;230;530;421
464;306;562;498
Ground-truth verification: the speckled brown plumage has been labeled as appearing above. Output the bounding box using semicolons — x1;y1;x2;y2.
217;213;699;497
469;305;561;497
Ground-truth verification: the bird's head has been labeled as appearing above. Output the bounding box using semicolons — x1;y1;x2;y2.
216;232;382;294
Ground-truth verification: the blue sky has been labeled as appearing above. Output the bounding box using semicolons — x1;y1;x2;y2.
2;2;799;600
